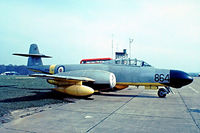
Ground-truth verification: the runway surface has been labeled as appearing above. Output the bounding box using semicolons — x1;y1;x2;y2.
0;76;199;133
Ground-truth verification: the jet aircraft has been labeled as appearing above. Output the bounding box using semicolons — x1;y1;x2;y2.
13;44;193;98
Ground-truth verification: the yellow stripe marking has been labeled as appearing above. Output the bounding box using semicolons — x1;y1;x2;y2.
116;82;166;86
49;64;56;74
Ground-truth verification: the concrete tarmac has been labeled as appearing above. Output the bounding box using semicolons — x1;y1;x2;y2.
0;78;200;133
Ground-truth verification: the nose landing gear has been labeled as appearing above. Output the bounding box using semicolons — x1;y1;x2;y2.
158;86;173;98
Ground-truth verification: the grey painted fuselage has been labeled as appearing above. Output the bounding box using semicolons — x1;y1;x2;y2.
29;63;169;85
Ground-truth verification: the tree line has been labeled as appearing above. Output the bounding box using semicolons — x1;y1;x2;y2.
0;65;34;75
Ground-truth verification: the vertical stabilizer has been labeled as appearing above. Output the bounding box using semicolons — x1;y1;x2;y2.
28;44;43;66
13;44;52;66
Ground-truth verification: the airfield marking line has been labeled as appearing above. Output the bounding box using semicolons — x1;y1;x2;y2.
189;86;199;94
177;91;200;130
86;91;143;133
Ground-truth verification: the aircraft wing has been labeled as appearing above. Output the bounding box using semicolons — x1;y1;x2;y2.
30;74;95;82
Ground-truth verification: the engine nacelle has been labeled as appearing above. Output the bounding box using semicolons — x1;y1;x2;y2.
58;70;117;89
53;85;94;97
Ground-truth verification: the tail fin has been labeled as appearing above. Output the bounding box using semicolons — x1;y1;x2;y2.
13;44;51;66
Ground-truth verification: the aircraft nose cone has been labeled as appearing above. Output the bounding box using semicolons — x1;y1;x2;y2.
170;70;193;88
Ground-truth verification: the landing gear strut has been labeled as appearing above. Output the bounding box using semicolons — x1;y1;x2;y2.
158;87;172;98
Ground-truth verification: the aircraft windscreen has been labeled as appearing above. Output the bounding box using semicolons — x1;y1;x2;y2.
103;58;152;67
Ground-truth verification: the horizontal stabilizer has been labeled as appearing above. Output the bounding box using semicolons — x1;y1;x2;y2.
13;44;51;66
13;53;52;58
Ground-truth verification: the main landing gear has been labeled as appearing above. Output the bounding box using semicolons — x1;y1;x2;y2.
158;87;173;98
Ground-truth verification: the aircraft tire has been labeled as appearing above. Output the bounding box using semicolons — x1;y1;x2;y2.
158;88;166;98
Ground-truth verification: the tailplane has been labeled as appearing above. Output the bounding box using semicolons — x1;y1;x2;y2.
13;44;51;66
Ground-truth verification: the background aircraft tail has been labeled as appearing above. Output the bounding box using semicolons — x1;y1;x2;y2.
13;44;51;66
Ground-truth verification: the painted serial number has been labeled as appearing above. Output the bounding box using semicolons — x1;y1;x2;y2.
154;74;170;82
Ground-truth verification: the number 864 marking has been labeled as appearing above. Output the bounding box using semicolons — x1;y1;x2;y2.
154;74;170;82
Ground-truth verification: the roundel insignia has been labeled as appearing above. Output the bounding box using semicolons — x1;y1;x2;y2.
57;66;65;73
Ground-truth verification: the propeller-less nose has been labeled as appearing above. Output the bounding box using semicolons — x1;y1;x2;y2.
170;70;193;88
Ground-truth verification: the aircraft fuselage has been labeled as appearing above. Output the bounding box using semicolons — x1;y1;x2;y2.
28;63;192;89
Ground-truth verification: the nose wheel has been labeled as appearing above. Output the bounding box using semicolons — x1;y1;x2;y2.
158;88;167;98
158;87;172;98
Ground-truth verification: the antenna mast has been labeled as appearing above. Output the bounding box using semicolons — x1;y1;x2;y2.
112;34;114;59
129;38;134;58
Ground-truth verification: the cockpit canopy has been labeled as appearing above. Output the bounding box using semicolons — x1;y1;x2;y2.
103;58;152;67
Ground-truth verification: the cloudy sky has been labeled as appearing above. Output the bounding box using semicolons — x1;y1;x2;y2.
0;0;200;72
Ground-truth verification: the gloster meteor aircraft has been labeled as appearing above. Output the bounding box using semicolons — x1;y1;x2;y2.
13;44;193;98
